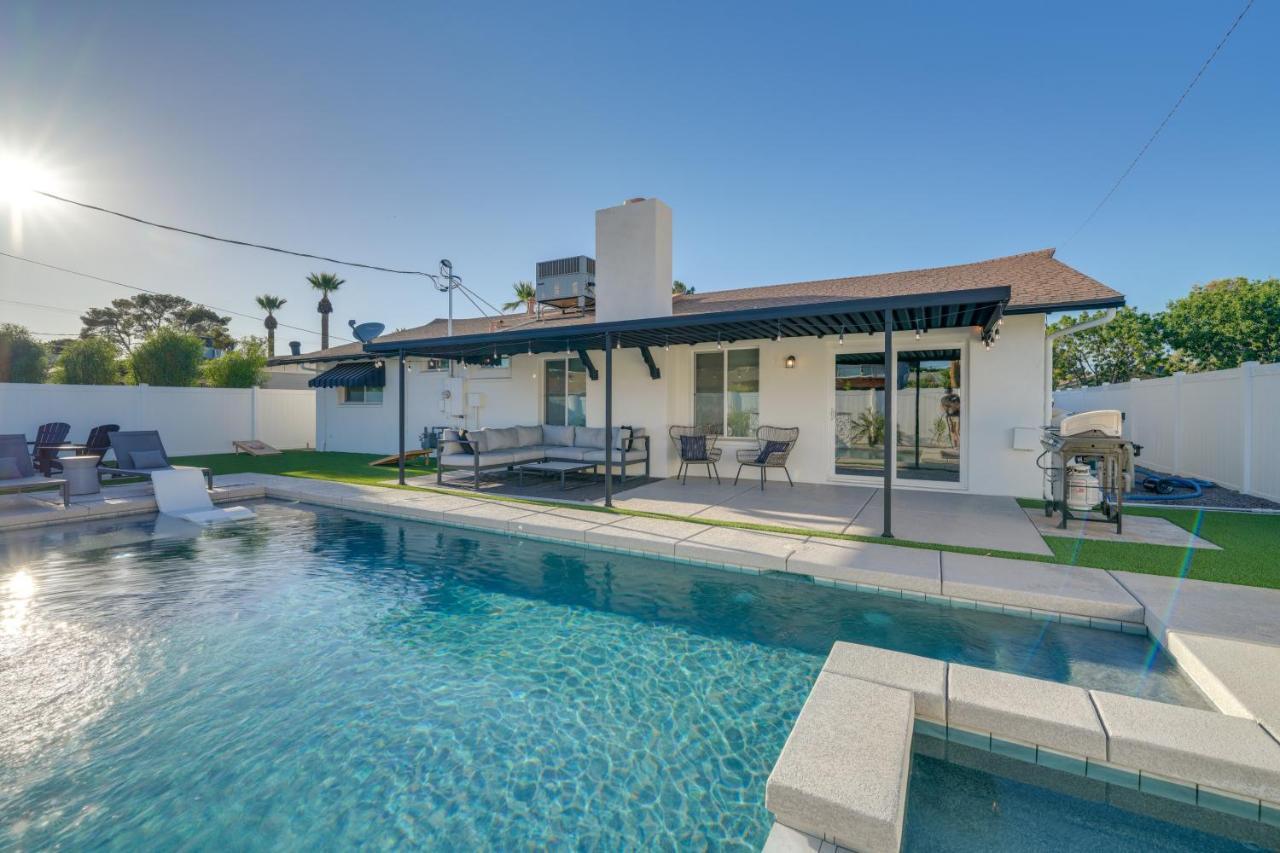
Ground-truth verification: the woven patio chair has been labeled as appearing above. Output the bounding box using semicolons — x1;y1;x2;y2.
670;425;722;484
734;425;799;489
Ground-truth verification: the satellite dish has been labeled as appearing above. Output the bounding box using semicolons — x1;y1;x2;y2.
348;320;386;343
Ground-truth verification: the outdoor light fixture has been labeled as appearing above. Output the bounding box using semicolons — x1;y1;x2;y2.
785;355;796;369
717;334;723;350
774;321;782;342
838;325;845;346
663;337;670;352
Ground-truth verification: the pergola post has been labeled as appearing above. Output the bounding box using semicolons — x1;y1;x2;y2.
604;332;614;507
397;350;406;486
882;310;893;538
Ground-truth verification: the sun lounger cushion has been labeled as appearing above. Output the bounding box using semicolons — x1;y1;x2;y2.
0;458;22;479
132;450;169;469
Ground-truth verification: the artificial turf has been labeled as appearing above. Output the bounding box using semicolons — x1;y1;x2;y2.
173;450;1280;589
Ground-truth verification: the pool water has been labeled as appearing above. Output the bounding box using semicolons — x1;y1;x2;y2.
1;501;1257;850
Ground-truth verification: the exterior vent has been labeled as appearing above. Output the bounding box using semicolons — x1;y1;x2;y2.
535;255;595;311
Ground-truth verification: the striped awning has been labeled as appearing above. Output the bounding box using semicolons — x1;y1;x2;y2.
308;360;385;388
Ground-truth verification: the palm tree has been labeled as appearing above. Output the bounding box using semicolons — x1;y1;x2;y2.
503;280;537;313
255;294;287;357
673;280;695;295
306;272;345;349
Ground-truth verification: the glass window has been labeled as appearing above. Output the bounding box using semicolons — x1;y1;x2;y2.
896;349;961;482
544;357;586;426
833;353;886;476
340;385;383;404
694;349;759;437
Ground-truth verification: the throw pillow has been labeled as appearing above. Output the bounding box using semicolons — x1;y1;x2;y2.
131;449;168;470
755;440;789;465
0;457;21;480
679;435;708;461
458;430;475;455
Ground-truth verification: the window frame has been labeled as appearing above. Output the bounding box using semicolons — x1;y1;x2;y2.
543;355;588;427
691;346;760;438
338;385;385;405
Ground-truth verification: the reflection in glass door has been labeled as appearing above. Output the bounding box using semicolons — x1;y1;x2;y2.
896;349;962;482
833;352;887;476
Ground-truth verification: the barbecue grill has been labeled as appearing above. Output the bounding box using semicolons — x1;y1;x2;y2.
1039;410;1140;534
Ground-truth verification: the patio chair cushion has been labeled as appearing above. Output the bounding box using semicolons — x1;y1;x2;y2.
543;424;574;447
131;450;170;470
543;446;592;462
473;427;519;453
755;440;790;465
679;435;709;461
0;458;21;480
516;425;543;447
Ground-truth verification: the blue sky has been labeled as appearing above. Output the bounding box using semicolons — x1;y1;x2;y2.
2;1;1276;353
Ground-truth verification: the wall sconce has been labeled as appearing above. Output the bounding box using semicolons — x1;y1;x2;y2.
784;355;797;369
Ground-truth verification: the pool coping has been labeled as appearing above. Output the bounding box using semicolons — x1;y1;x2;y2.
766;642;1280;851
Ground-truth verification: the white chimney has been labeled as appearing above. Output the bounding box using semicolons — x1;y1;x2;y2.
594;197;672;323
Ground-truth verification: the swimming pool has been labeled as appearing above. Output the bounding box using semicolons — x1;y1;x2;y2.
2;501;1263;850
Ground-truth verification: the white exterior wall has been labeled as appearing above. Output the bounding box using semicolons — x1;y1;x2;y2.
1054;361;1279;502
0;383;315;455
311;313;1048;497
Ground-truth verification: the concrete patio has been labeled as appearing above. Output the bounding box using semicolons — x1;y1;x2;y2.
595;478;1056;555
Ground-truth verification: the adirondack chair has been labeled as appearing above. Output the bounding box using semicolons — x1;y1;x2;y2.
30;422;71;476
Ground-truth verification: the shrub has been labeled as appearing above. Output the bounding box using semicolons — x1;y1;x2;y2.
0;324;48;383
202;339;267;388
130;328;203;386
55;337;120;385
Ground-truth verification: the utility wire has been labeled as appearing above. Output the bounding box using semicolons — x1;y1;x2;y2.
0;297;83;314
33;189;438;278
0;250;354;343
1062;0;1254;247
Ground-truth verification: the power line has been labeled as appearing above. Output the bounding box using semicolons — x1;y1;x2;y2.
33;189;440;278
0;250;354;343
0;297;82;314
1063;0;1254;247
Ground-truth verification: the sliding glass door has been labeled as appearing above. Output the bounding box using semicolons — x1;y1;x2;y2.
896;349;962;483
833;352;887;476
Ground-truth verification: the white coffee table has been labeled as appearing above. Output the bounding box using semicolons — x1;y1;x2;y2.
59;455;101;496
515;460;597;489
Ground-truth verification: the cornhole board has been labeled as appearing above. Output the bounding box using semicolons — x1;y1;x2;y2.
369;449;433;467
233;440;281;456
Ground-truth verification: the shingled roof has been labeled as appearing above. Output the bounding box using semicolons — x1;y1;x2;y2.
272;248;1121;364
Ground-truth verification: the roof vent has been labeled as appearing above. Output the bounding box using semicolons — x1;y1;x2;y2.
535;255;595;312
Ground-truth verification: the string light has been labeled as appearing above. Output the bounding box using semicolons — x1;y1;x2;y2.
838;325;845;346
716;334;723;350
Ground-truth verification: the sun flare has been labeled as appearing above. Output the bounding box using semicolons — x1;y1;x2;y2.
0;154;57;210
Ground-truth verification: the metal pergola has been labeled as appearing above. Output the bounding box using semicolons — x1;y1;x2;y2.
364;286;1011;537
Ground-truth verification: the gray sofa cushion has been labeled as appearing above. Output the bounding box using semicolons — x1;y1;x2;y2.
439;428;470;456
574;427;606;449
582;448;647;464
516;425;543;447
543;424;574;447
485;427;520;451
544;446;592;462
441;450;516;467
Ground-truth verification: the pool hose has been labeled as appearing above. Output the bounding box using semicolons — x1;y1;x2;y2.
1126;467;1215;502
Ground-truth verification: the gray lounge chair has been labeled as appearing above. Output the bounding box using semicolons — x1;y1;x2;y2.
0;433;70;507
100;430;213;490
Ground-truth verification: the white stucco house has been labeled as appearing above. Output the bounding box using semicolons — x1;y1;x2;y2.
271;197;1123;501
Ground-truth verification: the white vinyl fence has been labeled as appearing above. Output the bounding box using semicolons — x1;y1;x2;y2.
1053;361;1280;502
0;383;315;456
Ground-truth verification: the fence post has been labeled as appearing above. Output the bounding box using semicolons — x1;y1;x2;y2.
1241;362;1257;496
250;387;260;442
1171;371;1185;475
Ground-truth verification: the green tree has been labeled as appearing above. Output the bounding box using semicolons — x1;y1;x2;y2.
81;293;233;353
130;328;203;387
1161;278;1280;371
255;294;287;357
307;272;345;350
55;337;120;385
0;324;47;383
503;281;536;313
202;338;268;388
1049;308;1168;388
672;280;695;295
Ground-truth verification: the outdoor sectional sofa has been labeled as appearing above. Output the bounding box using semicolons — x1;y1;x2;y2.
436;425;648;489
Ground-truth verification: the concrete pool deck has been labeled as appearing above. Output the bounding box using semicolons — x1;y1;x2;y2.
4;473;1277;751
